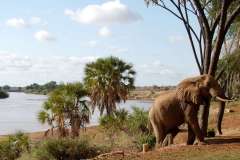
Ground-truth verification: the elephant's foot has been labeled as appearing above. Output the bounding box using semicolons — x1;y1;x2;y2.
195;141;208;146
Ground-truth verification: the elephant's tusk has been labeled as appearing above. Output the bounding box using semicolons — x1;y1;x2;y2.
216;96;233;102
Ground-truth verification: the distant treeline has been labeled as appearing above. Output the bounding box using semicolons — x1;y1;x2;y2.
24;81;58;95
1;81;58;95
134;85;176;91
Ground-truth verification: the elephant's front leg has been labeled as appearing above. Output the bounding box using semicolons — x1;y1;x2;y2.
188;120;206;144
185;106;205;144
187;124;195;145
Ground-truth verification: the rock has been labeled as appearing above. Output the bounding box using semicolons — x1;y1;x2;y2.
143;144;149;153
225;108;234;113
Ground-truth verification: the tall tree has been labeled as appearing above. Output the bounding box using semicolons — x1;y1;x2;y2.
145;0;240;136
84;56;135;115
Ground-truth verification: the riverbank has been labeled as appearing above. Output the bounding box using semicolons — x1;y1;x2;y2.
17;101;240;160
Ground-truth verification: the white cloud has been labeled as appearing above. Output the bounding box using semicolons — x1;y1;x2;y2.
98;26;112;37
85;41;128;54
104;45;128;54
168;35;186;44
29;17;42;25
34;30;56;42
136;61;186;86
6;18;28;28
6;17;46;29
68;56;97;65
64;0;142;25
87;40;97;48
0;52;97;72
138;61;180;76
0;52;98;85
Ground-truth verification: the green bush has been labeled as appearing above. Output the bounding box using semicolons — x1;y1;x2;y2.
99;108;128;131
99;107;156;150
0;132;30;160
127;107;149;135
34;138;107;160
99;109;128;146
127;107;155;150
0;90;9;99
134;134;156;150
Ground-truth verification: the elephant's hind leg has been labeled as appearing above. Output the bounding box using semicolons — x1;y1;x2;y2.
162;127;180;147
151;120;166;148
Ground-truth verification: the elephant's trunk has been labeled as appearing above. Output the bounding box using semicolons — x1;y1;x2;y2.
216;101;225;135
211;91;231;135
215;94;232;135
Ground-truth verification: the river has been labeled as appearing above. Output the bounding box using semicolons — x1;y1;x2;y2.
0;92;152;135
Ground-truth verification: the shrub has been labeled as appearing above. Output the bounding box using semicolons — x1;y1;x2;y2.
34;138;107;160
134;134;156;150
99;107;156;150
0;132;30;160
0;90;9;99
127;107;155;150
99;109;128;146
127;107;149;135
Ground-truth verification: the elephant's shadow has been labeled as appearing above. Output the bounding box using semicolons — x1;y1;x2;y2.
206;136;240;144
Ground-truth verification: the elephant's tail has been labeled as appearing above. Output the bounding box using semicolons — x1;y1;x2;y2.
147;119;153;133
147;106;153;133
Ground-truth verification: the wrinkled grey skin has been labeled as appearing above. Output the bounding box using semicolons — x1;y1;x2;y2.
149;74;229;148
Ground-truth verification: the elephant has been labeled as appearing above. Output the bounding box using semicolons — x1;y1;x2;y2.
149;74;230;148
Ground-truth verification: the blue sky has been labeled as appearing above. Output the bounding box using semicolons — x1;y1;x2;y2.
0;0;199;86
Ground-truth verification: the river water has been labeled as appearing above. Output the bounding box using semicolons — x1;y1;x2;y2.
0;92;152;135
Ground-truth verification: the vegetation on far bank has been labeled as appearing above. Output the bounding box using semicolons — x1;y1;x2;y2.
24;81;58;95
0;90;9;99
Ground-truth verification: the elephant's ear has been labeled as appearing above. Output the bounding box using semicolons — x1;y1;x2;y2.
176;77;202;104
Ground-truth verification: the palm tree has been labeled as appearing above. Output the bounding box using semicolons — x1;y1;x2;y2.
38;82;90;137
84;56;135;115
218;49;240;99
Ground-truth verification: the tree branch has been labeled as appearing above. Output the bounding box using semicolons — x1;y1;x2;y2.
208;0;231;75
178;1;202;72
210;12;221;36
153;1;183;21
192;0;211;34
224;4;240;35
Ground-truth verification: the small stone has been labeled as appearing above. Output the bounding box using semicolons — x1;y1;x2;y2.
143;144;149;153
225;108;234;113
